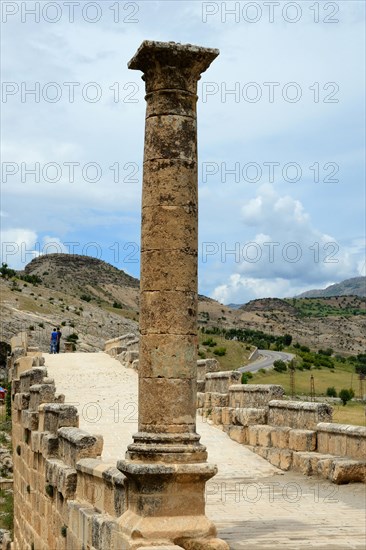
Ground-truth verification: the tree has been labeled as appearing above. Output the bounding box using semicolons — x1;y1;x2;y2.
283;334;292;346
339;388;352;406
0;263;16;279
326;386;337;397
273;360;287;372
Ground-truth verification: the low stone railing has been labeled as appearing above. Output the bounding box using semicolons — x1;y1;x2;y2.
268;400;332;429
204;371;241;393
229;384;284;408
198;376;366;485
317;422;366;460
8;334;131;550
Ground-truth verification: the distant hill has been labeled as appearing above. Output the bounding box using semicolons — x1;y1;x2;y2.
296;277;366;298
23;253;140;310
1;255;365;355
239;297;298;314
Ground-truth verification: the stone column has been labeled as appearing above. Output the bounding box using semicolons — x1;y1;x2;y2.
118;41;228;550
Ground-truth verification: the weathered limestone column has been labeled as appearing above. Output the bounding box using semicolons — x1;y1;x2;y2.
118;41;228;549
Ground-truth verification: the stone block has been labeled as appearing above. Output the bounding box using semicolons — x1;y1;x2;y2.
21;410;39;430
139;377;196;428
29;383;56;411
289;429;317;452
58;427;103;468
205;371;241;394
229;384;284;408
268;400;332;429
42;403;79;434
270;427;291;449
139;333;196;378
45;458;77;498
140;290;197;335
329;459;366;484
211;407;222;425
248;425;272;447
228;425;248;444
257;425;273;447
13;392;30;410
292;452;332;477
19;367;47;392
141;248;197;292
221;407;235;426
210;393;229;407
317;423;366;460
233;407;267;427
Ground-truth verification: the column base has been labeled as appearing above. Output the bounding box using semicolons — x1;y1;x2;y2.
126;431;208;463
117;461;229;550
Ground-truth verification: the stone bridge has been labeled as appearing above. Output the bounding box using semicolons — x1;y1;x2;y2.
5;339;366;550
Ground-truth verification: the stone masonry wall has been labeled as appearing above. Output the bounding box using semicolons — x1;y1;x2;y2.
199;379;366;485
8;334;130;550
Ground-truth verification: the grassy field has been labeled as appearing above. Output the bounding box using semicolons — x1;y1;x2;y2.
331;401;366;426
198;334;253;371
247;364;365;426
249;362;357;396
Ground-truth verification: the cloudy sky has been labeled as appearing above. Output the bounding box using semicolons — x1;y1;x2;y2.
1;0;365;304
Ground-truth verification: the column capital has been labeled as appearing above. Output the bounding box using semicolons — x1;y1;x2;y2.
128;40;219;94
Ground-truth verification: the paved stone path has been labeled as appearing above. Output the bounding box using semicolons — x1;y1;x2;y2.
45;353;366;549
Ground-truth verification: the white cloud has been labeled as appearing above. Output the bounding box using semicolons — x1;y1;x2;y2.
0;229;70;270
212;184;363;303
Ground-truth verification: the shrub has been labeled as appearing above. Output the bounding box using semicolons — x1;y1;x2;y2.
258;368;266;374
213;347;226;356
241;373;249;384
198;350;206;359
202;338;216;347
326;386;337;397
273;360;287;372
339;388;352;406
66;333;78;343
38;322;44;328
80;294;91;302
113;301;122;309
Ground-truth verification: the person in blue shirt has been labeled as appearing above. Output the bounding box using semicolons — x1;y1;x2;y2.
56;327;62;354
50;328;58;354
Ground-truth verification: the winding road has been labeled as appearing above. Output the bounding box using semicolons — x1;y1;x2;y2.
239;349;294;373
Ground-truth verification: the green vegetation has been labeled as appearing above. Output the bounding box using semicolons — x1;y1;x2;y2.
273;359;287;372
113;301;122;309
0;488;13;532
339;389;353;406
202;326;292;351
285;296;366;317
202;338;217;347
198;333;252;371
241;372;253;384
0;263;16;279
326;386;337;397
213;347;226;356
80;294;91;302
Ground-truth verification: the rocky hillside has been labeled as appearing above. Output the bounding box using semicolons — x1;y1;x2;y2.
23;254;140;310
1;255;365;354
296;277;366;298
229;295;366;355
